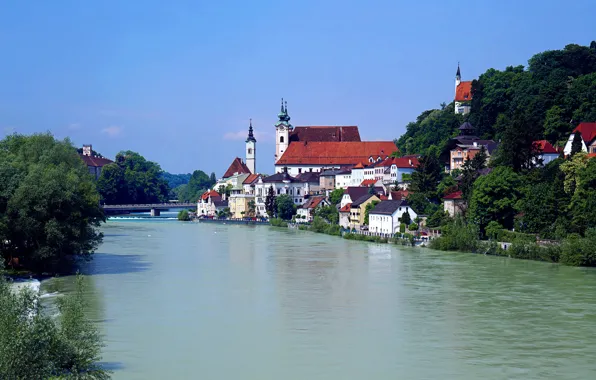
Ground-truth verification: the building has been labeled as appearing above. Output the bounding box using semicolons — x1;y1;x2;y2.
443;191;465;217
272;100;397;174
79;144;113;179
340;186;384;208
373;156;419;184
245;119;257;174
454;64;473;115
368;200;417;235
563;122;596;156
348;194;380;230
296;172;321;194
448;122;498;172
319;169;340;191
534;140;560;165
339;203;352;229
197;190;228;217
296;196;329;223
253;170;311;217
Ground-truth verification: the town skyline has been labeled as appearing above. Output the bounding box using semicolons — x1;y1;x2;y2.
1;0;594;174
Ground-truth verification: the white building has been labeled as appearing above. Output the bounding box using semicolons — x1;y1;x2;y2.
296;196;329;223
254;171;310;217
454;64;472;115
197;190;228;217
563;122;596;156
368;200;418;235
245;119;257;174
534;140;560;165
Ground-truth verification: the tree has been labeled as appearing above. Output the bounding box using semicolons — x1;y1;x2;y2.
247;200;256;217
177;210;190;221
209;172;217;184
0;272;110;379
178;170;215;202
543;105;572;143
568;158;596;234
275;194;296;220
408;222;419;231
400;211;411;226
468;167;523;230
265;186;276;218
492;110;542;172
315;205;339;224
571;132;584;156
329;188;344;205
560;152;589;195
97;151;169;204
410;154;443;196
0;133;104;272
426;208;450;228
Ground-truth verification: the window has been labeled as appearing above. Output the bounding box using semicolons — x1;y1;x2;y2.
309;168;313;172
277;188;281;195
298;168;302;173
297;189;301;195
248;148;252;154
280;136;284;143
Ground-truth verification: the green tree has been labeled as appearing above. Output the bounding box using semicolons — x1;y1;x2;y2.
571;132;584;156
568;158;596;234
0;134;104;272
329;188;344;205
210;172;217;184
247;200;256;217
315;205;339;224
426;208;450;228
492;110;542;172
276;194;296;220
97;151;169;204
265;186;276;218
177;210;190;221
0;272;110;379
410;154;443;195
543;105;572;143
400;210;411;226
178;170;215;202
469;167;523;230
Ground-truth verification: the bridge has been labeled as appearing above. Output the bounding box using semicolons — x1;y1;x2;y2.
102;203;196;216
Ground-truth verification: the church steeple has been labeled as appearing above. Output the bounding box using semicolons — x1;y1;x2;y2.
245;119;256;174
275;98;292;164
455;62;461;87
246;118;256;143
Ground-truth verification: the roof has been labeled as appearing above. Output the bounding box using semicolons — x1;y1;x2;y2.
390;190;410;200
243;174;260;185
223;157;251;178
276;141;398;166
345;186;384;202
573;122;596;144
361;179;377;187
369;200;406;215
80;155;113;167
339;203;352;213
455;81;473;102
353;162;365;169
200;189;221;201
534;140;558;154
302;196;326;209
458;122;475;131
213;199;228;208
295;171;320;183
289;126;361;143
443;191;463;200
351;194;378;207
376;156;419;169
263;171;302;183
453;140;499;155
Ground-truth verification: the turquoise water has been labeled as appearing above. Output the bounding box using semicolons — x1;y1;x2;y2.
42;220;596;379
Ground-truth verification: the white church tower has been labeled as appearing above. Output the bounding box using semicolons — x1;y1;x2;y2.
246;119;256;174
274;98;292;163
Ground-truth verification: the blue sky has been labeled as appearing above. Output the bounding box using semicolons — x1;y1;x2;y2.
0;0;594;175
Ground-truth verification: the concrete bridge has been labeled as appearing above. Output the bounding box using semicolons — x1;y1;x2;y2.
102;203;196;216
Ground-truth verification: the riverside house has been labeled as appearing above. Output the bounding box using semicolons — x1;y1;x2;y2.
197;190;228;217
297;196;329;223
348;194;380;230
368;200;417;235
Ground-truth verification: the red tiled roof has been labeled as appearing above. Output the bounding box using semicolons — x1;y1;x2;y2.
303;196;326;209
243;174;259;185
200;190;221;201
379;195;388;201
588;153;596;159
375;156;418;168
390;190;410;200
573;122;596;144
353;162;365;169
223;157;251;178
455;81;473;102
80;155;113;167
534;140;558;154
290;126;361;142
276;141;398;166
361;179;377;186
339;203;352;212
443;191;463;200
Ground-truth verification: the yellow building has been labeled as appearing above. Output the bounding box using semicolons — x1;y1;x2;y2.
228;194;254;219
349;194;380;229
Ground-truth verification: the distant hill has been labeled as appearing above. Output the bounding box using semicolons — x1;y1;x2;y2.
161;172;191;189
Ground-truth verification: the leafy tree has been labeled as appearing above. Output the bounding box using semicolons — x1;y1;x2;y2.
178;170;216;202
492;110;542;172
408;223;419;231
177;210;190;221
265;186;276;218
247;200;256;217
275;194;296;220
160;172;191;189
363;201;379;225
468;167;523;229
0;272;110;379
0;133;104;272
560;152;589;195
400;210;411;226
426;208;450;228
485;221;504;240
97;151;169;204
568;158;596;234
560;229;596;266
315;205;339;224
543;105;572;143
329;188;344;205
217;207;231;219
571;132;584;156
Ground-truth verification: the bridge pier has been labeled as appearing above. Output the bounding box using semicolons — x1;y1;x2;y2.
150;209;161;217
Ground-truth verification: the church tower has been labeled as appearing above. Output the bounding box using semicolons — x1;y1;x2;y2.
246;119;257;174
274;98;292;163
455;63;461;91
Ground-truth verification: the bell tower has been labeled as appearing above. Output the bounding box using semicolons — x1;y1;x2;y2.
246;119;256;174
274;98;292;164
455;63;461;91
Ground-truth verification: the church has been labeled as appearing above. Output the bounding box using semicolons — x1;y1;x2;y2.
454;64;473;115
272;99;397;175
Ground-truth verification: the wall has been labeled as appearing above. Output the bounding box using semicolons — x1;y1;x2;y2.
563;133;588;156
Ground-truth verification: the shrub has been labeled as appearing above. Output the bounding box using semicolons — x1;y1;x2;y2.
429;217;480;252
270;218;288;228
408;223;418;231
399;223;406;233
177;210;191;221
560;230;596;266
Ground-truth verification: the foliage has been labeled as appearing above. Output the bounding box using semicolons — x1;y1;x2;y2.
485;221;504;240
217;184;233;198
343;233;388;243
399;211;411;226
426;208;450;228
560;229;596;266
177;210;190;221
571;132;584;156
429;217;480;252
410;154;443;196
269;218;288;228
468;167;523;230
408;223;418;231
308;217;342;236
247;200;256;218
0;272;110;379
363;201;379;225
329;188;344;205
315;205;339;224
0;133;105;273
399;223;406;233
216;207;231;219
265;186;276;218
567;158;596;234
176;170;216;202
161;172;191;190
97;150;169;205
275;194;296;220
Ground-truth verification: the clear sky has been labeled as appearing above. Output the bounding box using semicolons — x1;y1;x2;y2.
0;0;594;175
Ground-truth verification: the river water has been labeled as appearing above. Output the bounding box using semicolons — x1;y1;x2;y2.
41;219;596;379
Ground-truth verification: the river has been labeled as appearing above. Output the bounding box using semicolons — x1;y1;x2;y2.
41;219;596;379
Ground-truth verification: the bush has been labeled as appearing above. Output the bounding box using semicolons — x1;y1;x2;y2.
270;218;288;228
343;233;388;243
408;223;418;231
429;217;480;252
560;230;596;266
177;210;190;221
399;223;406;233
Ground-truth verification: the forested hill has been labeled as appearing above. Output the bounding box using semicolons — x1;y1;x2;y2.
395;42;596;156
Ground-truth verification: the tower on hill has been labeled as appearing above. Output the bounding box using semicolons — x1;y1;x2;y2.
454;63;472;115
275;98;292;163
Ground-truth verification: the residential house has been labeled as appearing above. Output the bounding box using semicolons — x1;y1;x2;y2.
339;203;352;229
319;169;339;191
254;170;311;217
197;190;229;217
340;186;384;208
443;191;466;217
296;171;321;194
368;200;418;235
334;169;352;189
534;140;560;165
447;122;498;172
389;190;410;200
297;196;329;222
349;194;380;230
79;145;113;179
374;156;419;184
563;122;596;156
215;157;252;190
348;162;366;187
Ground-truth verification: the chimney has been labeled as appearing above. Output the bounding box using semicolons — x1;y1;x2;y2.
82;144;92;157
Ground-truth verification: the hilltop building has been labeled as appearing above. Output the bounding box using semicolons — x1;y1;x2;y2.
454;64;473;115
79;144;113;179
564;122;596;156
